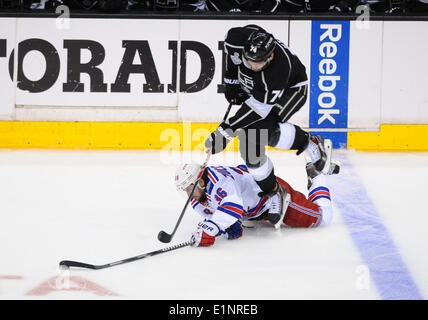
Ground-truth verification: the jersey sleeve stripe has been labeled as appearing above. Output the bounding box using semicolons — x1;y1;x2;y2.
191;199;198;208
290;80;309;88
248;197;268;214
279;85;306;119
206;180;214;194
227;109;253;127
309;190;331;202
217;206;242;219
261;71;269;104
207;173;216;184
308;186;330;197
221;202;244;211
207;167;219;182
237;165;249;172
218;202;244;218
310;195;331;202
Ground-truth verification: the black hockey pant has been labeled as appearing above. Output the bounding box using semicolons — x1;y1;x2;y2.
237;85;308;193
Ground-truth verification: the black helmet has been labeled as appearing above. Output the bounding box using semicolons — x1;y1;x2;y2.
243;31;276;63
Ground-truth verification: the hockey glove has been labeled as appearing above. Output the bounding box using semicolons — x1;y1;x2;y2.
226;220;243;240
190;220;220;247
225;83;248;105
204;123;235;154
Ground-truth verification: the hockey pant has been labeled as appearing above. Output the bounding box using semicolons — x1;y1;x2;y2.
276;175;333;227
227;85;308;192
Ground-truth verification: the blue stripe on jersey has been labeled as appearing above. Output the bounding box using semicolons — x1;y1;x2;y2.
221;202;244;211
237;164;249;172
310;195;331;202
217;206;242;219
248;198;263;213
309;186;330;197
192;200;198;209
207;167;219;182
206;180;214;195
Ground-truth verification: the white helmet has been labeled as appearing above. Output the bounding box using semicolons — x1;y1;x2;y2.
174;163;202;191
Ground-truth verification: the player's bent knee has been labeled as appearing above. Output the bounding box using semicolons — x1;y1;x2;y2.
272;122;296;150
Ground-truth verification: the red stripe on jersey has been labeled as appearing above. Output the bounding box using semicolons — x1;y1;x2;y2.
309;190;330;202
221;205;243;216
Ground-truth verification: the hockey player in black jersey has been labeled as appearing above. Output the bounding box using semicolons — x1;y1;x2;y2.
204;25;334;226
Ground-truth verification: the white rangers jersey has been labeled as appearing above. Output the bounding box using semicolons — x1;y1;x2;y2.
190;165;272;231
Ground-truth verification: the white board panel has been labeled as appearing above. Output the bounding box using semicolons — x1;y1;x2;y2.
288;20;311;129
4;17;427;126
0;18;17;120
348;20;382;130
381;21;428;124
14;18;179;108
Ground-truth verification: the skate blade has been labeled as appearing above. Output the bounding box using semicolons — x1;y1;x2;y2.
274;193;291;229
304;152;312;164
242;220;258;228
329;160;341;175
321;139;333;175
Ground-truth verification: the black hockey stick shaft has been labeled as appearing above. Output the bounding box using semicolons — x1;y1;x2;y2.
223;102;233;122
157;102;233;243
59;240;193;270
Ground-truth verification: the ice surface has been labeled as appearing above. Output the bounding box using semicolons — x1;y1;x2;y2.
0;149;427;300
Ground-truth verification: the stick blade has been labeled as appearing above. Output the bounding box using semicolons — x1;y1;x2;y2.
59;260;98;270
157;231;172;243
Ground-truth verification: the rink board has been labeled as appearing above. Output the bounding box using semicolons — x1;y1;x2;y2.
0;121;427;151
0;17;428;150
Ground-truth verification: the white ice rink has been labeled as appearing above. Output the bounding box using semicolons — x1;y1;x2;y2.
0;149;427;300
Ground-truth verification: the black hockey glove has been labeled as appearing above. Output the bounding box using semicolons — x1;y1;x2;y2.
204;122;235;154
225;83;248;105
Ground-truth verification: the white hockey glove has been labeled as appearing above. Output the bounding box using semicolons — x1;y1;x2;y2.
190;220;220;247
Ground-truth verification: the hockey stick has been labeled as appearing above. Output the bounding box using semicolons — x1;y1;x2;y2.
59;240;193;270
157;149;211;243
157;102;233;243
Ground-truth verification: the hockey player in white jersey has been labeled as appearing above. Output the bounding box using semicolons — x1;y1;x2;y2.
175;159;339;247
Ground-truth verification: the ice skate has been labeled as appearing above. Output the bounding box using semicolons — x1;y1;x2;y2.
305;155;340;189
305;134;333;175
267;185;291;229
241;219;259;228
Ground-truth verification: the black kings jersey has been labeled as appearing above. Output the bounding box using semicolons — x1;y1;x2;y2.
224;25;307;115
